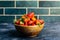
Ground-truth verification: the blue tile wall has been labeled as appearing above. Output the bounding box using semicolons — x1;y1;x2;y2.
0;1;60;23
16;16;22;19
5;8;26;15
50;9;60;15
16;1;37;7
0;16;14;23
28;9;49;15
0;9;3;14
0;16;59;23
39;1;60;7
0;1;14;7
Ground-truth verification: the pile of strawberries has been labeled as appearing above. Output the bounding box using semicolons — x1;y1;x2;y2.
14;12;44;26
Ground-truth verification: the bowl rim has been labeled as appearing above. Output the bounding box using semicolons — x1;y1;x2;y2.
14;23;44;27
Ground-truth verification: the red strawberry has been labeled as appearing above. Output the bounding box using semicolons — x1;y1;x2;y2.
39;19;44;24
28;20;34;25
27;12;34;18
15;20;20;25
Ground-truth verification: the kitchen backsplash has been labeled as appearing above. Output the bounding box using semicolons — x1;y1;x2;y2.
0;0;60;23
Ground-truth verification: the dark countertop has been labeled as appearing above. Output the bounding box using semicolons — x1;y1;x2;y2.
0;22;60;40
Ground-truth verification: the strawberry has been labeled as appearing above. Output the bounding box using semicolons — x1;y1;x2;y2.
39;19;44;24
27;12;34;18
15;19;20;25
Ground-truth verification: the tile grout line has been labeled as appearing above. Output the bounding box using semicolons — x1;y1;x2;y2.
14;0;16;20
0;15;60;16
3;8;5;16
14;0;16;8
49;8;50;16
14;0;60;1
38;14;60;16
15;15;17;21
2;0;60;1
13;0;38;1
39;0;60;1
37;15;39;19
1;7;60;9
26;8;28;14
37;0;39;19
0;0;15;1
37;0;40;8
13;0;60;1
0;15;22;16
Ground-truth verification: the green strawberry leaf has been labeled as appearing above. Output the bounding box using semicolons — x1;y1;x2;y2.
20;18;24;22
37;23;40;27
20;21;24;24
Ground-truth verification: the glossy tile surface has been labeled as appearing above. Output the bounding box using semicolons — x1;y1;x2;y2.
50;9;60;15
0;1;14;7
16;1;37;7
0;9;3;14
5;8;26;15
28;9;48;15
39;1;60;7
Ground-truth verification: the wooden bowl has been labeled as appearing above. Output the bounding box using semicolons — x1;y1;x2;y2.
14;24;44;37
